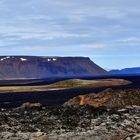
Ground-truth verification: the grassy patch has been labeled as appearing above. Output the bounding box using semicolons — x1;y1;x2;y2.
0;79;131;93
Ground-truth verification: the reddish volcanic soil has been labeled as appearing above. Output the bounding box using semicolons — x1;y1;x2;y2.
64;88;140;108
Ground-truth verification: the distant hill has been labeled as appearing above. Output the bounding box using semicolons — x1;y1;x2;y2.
0;56;108;80
110;67;140;74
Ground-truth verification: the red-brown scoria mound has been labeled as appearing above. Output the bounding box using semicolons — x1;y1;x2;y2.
64;88;140;108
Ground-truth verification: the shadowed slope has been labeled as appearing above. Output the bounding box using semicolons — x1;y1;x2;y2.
0;56;108;79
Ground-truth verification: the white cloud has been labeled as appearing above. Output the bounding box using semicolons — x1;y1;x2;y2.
86;44;106;49
0;0;139;67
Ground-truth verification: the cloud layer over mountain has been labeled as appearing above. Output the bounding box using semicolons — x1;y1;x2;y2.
0;0;140;68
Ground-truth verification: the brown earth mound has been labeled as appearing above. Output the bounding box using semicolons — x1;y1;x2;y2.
64;88;140;108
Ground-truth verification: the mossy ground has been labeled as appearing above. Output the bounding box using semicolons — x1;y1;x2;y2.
0;79;131;93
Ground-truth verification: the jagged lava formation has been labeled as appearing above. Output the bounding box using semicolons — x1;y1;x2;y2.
0;56;108;79
0;104;140;140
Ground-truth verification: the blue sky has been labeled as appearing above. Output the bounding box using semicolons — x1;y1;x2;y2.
0;0;140;69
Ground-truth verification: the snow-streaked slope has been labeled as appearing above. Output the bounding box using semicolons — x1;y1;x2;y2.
0;56;108;79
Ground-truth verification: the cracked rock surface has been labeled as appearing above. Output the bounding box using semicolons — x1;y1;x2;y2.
0;105;140;140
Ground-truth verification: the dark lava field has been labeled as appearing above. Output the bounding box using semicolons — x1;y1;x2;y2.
0;104;140;140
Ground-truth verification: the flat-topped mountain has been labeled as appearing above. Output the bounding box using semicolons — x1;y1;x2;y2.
0;56;108;79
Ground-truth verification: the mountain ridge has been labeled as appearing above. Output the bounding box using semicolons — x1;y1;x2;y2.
110;67;140;74
0;56;108;80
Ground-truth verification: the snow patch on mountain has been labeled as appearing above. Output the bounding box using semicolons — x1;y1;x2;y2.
0;56;10;61
47;58;57;62
20;58;27;61
53;58;57;61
